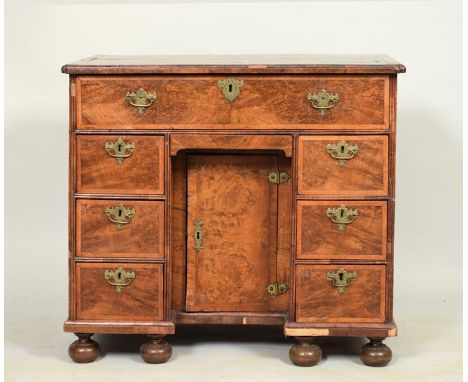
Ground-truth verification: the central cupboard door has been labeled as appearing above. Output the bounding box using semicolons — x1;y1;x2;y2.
186;154;280;312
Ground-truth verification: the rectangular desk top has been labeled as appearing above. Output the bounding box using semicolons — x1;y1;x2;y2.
62;54;406;75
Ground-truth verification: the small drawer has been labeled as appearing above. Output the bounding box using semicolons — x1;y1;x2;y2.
76;135;165;195
76;75;389;130
295;264;386;323
76;262;164;321
297;135;388;196
297;201;387;260
76;200;164;258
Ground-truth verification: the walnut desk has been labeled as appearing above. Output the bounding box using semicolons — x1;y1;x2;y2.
62;55;405;366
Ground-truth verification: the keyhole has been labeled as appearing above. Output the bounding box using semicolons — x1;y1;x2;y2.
196;232;200;240
340;209;344;218
118;209;122;217
118;272;122;279
340;145;345;153
339;272;344;281
228;84;233;93
117;143;122;151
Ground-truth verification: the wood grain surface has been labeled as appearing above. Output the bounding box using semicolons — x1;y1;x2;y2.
62;54;406;74
76;200;164;258
77;135;165;195
76;75;388;130
63;57;403;342
297;135;388;196
186;154;279;312
170;134;293;157
297;201;387;260
76;262;164;320
295;264;386;323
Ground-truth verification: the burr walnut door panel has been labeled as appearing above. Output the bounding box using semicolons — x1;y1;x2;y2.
295;264;386;323
297;135;388;197
77;135;165;195
76;200;164;259
76;262;164;321
297;201;387;260
76;75;388;130
186;154;281;312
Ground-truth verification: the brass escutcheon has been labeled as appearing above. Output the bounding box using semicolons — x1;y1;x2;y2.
326;268;357;295
307;89;339;117
266;282;289;296
267;170;289;184
326;205;358;231
326;140;359;167
217;78;244;102
125;88;157;115
105;204;136;229
104;138;135;165
104;267;136;293
193;219;204;251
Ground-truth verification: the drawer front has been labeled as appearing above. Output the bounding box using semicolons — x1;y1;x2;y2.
295;264;386;323
76;200;164;258
77;135;165;195
76;75;389;130
297;135;388;196
297;201;387;260
76;262;164;320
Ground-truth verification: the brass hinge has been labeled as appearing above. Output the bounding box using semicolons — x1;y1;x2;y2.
266;282;289;296
267;171;289;184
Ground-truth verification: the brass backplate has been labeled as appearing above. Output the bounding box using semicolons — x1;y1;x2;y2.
104;267;136;293
326;140;359;167
104;138;135;165
326;268;357;295
125;88;157;115
193;219;204;251
217;78;244;102
105;204;136;229
307;88;339;117
326;205;358;231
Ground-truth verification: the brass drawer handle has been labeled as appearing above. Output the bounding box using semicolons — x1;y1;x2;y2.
326;205;358;231
326;140;358;167
307;89;339;116
326;268;357;295
105;204;136;229
218;78;244;102
104;267;135;293
193;219;204;251
104;138;135;165
125;88;157;115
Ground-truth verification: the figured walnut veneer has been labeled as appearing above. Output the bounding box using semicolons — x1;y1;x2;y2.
297;201;387;260
77;135;165;195
76;263;164;321
295;264;386;323
76;200;165;258
76;75;388;130
63;55;404;365
297;135;388;196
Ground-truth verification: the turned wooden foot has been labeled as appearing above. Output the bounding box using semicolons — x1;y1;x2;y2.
68;333;101;363
360;337;392;367
289;337;322;367
140;335;172;364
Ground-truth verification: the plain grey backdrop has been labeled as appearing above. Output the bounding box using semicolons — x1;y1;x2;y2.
5;0;462;381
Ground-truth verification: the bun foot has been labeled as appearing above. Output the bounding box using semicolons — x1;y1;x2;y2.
140;335;172;364
360;337;392;367
68;333;101;363
289;337;322;367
